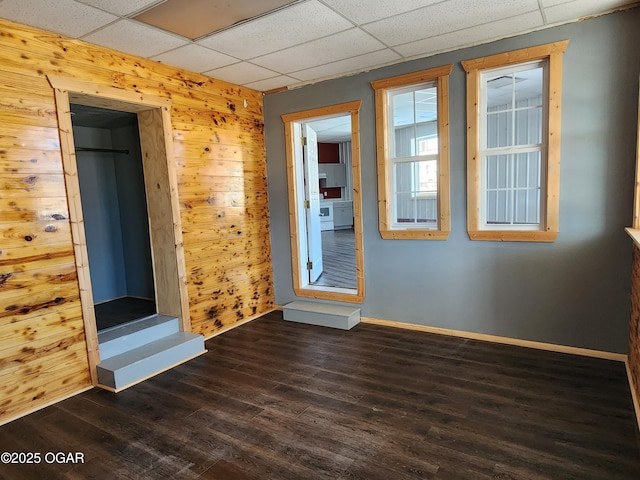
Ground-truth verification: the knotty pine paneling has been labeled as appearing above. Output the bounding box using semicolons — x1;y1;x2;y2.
0;17;273;424
630;246;640;410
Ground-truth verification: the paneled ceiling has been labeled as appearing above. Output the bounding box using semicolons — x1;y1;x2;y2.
1;0;636;92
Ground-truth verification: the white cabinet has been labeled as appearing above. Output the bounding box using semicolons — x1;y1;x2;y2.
333;201;353;229
319;164;346;187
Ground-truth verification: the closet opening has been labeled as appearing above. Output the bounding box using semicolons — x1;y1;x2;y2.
49;75;191;385
71;104;156;331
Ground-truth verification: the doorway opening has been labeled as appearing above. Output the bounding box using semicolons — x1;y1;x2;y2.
71;104;156;331
282;101;365;303
49;75;191;384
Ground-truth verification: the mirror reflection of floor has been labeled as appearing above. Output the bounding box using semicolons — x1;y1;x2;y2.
313;228;356;289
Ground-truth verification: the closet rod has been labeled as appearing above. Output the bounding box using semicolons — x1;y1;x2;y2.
75;147;130;155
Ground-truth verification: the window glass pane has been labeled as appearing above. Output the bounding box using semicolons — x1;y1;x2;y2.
513;189;541;224
485;65;544;150
394;162;413;192
395;192;415;223
515;105;542;146
496;154;509;188
515;152;541;189
514;66;543;105
393;160;438;228
527;189;541;224
486;74;514;111
487;155;498;189
486;189;510;224
486;111;511;148
390;83;437;159
414;87;437;124
392;91;415;128
393;125;414;158
415;159;438;194
394;160;438;195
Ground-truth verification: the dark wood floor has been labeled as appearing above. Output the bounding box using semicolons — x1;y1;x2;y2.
1;310;639;479
314;228;356;289
94;297;156;331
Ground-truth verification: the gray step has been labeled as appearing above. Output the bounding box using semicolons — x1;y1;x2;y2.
283;301;360;330
97;331;206;392
98;314;180;360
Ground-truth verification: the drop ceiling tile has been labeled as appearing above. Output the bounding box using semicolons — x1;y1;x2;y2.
292;49;402;82
395;11;544;58
244;75;300;91
363;0;539;47
204;62;279;85
543;0;634;24
82;19;188;58
321;0;442;25
250;28;386;74
540;0;574;6
0;0;118;38
76;0;165;16
197;0;353;60
152;44;236;73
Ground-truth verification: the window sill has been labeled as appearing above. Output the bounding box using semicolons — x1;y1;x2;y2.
626;227;640;248
380;229;450;240
468;230;558;242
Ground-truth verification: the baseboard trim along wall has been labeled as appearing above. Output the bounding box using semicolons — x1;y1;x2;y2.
360;317;628;362
626;360;640;432
362;316;637;432
277;307;640;430
203;307;281;341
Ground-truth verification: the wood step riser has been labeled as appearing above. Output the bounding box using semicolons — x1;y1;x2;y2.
283;301;360;330
98;314;180;360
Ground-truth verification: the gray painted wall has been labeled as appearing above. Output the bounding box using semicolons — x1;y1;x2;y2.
111;124;155;300
263;8;640;353
75;126;127;303
74;124;154;304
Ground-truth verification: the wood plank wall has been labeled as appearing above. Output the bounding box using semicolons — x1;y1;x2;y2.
0;18;273;424
630;246;640;408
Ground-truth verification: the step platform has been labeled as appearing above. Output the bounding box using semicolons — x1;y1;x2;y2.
96;314;206;392
283;301;360;330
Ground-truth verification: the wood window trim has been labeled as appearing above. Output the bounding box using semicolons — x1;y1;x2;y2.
462;40;569;242
626;76;640;246
281;100;365;304
371;64;453;240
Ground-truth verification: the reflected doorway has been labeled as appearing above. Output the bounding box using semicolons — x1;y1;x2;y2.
282;101;365;303
305;115;356;290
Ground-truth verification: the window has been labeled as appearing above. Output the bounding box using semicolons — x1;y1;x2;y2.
462;41;569;242
371;65;452;240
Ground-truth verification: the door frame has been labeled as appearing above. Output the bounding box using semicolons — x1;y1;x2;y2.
282;100;365;303
48;76;190;384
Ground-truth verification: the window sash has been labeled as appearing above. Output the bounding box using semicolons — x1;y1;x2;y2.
388;83;438;161
390;154;439;228
479;60;548;231
481;148;544;229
